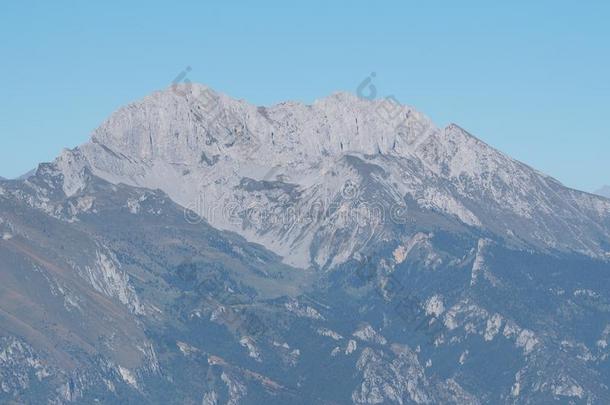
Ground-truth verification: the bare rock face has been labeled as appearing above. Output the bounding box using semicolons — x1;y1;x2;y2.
53;84;610;269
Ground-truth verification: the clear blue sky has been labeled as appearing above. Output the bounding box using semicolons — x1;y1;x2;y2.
1;1;608;191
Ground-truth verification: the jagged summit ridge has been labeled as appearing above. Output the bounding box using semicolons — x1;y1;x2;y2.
89;83;437;165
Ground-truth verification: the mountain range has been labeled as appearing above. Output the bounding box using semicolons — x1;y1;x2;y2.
1;84;609;404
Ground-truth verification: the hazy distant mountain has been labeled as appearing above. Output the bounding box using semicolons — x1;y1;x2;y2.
1;84;610;403
0;169;34;181
16;168;36;180
595;185;610;198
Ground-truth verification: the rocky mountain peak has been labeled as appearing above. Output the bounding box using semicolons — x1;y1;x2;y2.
44;84;610;268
